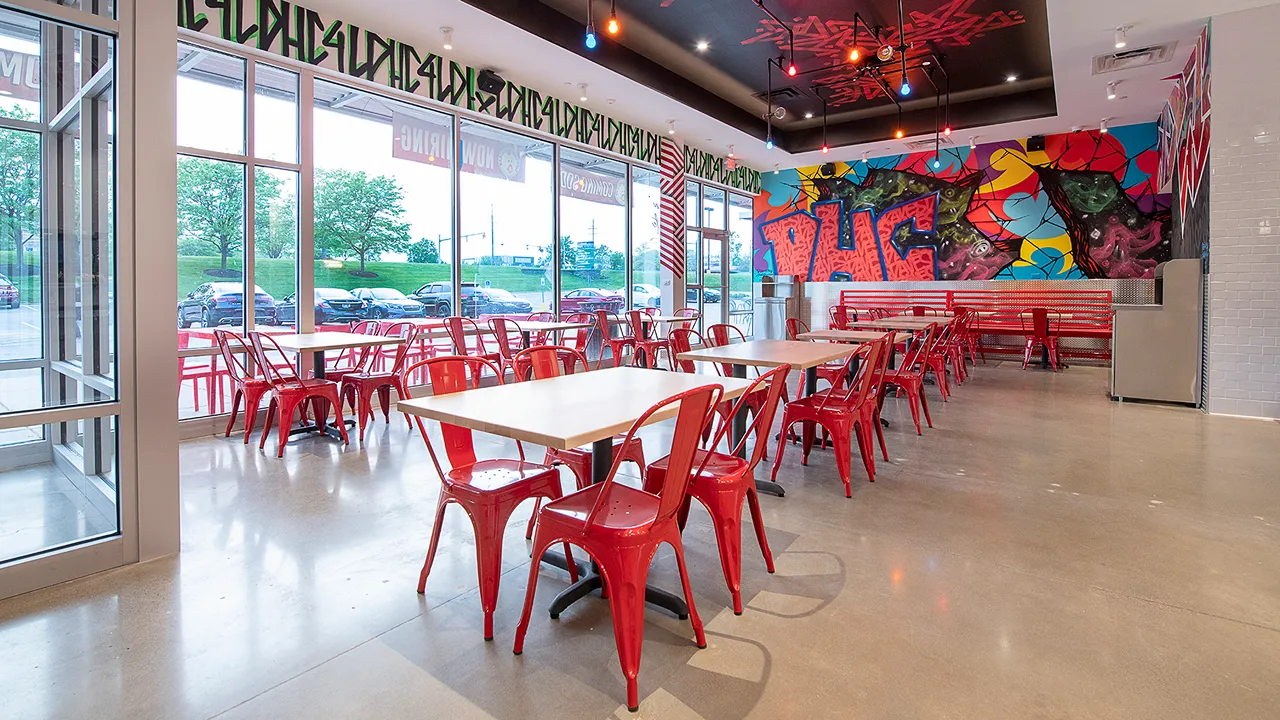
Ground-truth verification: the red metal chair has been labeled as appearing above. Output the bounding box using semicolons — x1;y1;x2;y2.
910;305;941;317
951;306;985;365
1020;308;1062;371
629;309;671;369
593;309;635;370
249;331;350;457
674;307;700;331
644;364;791;615
213;330;271;443
940;317;970;384
513;383;722;713
339;327;418;442
784;318;848;395
511;344;646;500
829;304;854;330
525;311;555;345
445;316;501;382
770;339;886;497
881;324;936;435
560;312;596;358
488;316;526;377
408;355;577;641
178;330;219;413
922;322;954;400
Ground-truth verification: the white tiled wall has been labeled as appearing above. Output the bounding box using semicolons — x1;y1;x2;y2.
1207;4;1280;419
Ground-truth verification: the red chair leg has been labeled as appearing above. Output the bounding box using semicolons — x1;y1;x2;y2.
243;386;267;443
697;489;748;615
417;497;451;593
919;384;933;428
598;547;653;712
259;400;276;451
357;384;376;442
852;421;875;484
873;410;889;461
466;502;510;641
224;388;242;438
902;384;922;435
378;385;392;424
830;428;855;497
745;487;774;573
513;530;557;655
669;532;707;651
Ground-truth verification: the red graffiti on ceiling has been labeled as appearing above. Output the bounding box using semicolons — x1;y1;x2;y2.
741;0;1027;106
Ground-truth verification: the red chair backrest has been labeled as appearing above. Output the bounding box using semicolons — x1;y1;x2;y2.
705;364;792;473
830;305;852;330
595;309;630;342
405;355;508;480
586;384;722;529
382;325;418;374
643;307;659;317
704;323;744;376
247;331;300;385
213;329;254;383
628;310;652;341
488;317;524;360
900;323;939;372
512;345;588;381
816;338;883;411
674;307;699;330
668;328;708;374
445;316;490;356
562;312;594;353
1020;307;1060;337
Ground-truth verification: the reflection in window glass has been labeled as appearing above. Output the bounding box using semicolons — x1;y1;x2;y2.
254;63;298;163
0;127;41;363
631;167;662;312
559;147;626;318
729;193;755;337
177;45;245;155
255;167;297;329
313;80;453;320
703;186;726;230
459;120;552;318
0;14;41;118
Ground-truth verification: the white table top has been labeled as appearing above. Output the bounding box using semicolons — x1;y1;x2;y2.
798;329;910;344
677;339;856;370
397;367;754;450
271;331;404;353
512;320;593;332
884;312;953;319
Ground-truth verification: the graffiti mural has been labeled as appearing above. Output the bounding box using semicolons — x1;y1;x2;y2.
754;123;1172;281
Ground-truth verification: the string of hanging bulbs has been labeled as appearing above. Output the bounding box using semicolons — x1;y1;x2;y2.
760;0;953;160
583;0;621;50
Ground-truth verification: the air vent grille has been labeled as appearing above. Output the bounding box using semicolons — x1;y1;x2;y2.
753;87;803;103
903;136;955;151
1092;42;1177;74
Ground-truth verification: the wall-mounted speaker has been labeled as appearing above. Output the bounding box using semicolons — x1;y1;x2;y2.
478;69;505;95
1027;135;1046;152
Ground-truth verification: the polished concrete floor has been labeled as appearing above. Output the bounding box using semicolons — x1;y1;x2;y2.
2;363;1279;719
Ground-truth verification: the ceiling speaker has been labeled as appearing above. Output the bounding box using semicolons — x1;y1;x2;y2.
478;69;505;95
1027;135;1046;152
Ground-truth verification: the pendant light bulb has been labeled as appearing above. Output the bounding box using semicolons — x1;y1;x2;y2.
943;126;952;137
895;128;905;139
932;157;941;169
585;26;598;49
606;0;620;36
899;80;911;96
787;64;798;77
766;138;774;150
821;144;830;155
849;47;861;63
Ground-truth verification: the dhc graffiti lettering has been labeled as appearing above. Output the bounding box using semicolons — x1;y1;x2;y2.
176;0;759;192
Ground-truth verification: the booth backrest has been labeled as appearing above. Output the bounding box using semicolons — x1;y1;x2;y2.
836;289;950;317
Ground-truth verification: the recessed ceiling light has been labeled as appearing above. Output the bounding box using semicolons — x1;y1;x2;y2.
1006;74;1018;83
695;40;709;52
804;112;814;119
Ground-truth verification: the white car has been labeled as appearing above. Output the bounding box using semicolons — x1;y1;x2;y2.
623;283;661;309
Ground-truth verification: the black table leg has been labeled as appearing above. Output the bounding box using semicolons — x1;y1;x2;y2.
521;330;532;349
288;348;354;440
546;437;689;619
805;366;818;397
736;363;785;498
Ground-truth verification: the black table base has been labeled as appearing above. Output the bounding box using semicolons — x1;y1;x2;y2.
286;350;356;440
544;437;690;619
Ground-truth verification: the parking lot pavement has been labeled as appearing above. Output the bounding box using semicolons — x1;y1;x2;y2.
0;304;43;362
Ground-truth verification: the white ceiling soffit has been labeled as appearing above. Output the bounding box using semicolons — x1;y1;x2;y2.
306;0;1279;172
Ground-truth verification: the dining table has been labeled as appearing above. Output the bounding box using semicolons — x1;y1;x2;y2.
675;339;857;497
271;331;405;439
398;366;754;619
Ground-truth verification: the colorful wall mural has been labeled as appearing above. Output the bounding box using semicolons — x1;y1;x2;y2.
754;123;1172;281
1159;24;1211;265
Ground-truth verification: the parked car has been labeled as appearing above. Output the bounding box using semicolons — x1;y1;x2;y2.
622;283;660;309
178;282;276;327
409;281;533;318
352;287;427;319
686;287;722;305
561;287;626;314
0;274;19;309
276;288;366;326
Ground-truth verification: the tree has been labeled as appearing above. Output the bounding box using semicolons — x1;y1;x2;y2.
313;168;411;273
176;157;243;271
0;106;41;285
538;236;576;268
254;169;293;259
407;237;440;264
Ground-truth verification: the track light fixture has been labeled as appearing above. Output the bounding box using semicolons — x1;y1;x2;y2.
969;136;977;150
1115;25;1130;49
667;120;676;135
579;83;588;102
1100;118;1109;134
728;145;735;158
862;151;869;164
441;27;453;51
773;164;780;175
606;0;619;35
1107;81;1117;100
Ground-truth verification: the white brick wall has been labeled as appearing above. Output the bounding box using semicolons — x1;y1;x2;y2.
1207;4;1280;419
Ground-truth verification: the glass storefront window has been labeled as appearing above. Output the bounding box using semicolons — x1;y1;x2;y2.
558;147;626;317
177;45;245;155
313;80;453;320
729;192;755;337
459;120;553;318
0;6;119;565
254;63;298;164
631;167;662;311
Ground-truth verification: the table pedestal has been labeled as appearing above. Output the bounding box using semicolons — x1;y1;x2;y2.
544;437;690;619
729;364;786;498
288;349;356;440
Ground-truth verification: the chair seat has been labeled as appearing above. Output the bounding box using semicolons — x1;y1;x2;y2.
649;449;747;486
275;377;338;391
446;459;558;495
540;482;660;534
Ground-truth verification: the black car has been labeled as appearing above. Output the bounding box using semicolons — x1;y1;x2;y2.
178;282;276;327
352;287;427;319
686;287;723;304
276;288;366;326
409;281;533;318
